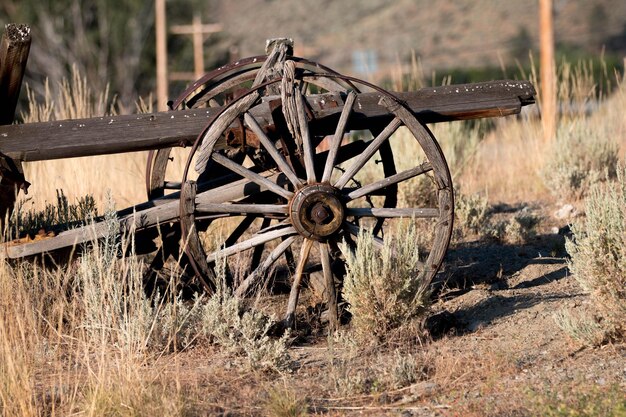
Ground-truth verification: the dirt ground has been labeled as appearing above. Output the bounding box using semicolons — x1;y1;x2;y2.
149;202;625;416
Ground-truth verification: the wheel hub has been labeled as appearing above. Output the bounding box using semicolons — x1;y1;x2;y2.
290;184;344;240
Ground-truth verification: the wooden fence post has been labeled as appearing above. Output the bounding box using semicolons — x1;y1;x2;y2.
0;23;31;228
539;0;556;142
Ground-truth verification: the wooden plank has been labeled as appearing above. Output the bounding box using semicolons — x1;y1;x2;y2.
0;80;535;162
2;171;284;259
0;24;31;225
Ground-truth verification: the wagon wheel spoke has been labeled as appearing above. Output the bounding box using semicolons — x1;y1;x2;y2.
244;112;303;189
250;217;273;274
343;222;384;250
211;153;293;200
284;238;314;329
173;54;454;335
372;134;398;237
334;117;403;189
235;235;297;298
322;90;357;182
347;162;433;200
319;241;339;331
206;225;297;263
345;207;439;219
294;89;317;183
224;215;256;247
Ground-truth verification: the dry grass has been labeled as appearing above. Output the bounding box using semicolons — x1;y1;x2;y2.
21;64;116;124
540;120;619;201
19;66;160;213
263;384;309;417
0;200;294;415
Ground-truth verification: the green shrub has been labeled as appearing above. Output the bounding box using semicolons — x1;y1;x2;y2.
541;121;618;200
455;190;490;236
11;190;97;237
341;222;430;342
552;308;607;346
530;384;626;417
565;164;626;339
201;260;292;372
454;190;541;244
77;199;205;353
502;211;542;244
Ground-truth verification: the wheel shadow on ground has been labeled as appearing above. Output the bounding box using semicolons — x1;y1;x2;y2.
433;232;569;294
426;232;578;338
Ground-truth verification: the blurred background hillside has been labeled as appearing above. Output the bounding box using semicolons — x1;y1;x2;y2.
1;0;626;112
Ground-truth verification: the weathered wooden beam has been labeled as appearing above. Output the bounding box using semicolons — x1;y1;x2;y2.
0;80;536;162
0;24;31;124
0;24;31;225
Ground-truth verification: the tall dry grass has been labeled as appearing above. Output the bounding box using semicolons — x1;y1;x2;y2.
1;201;291;415
0;202;195;416
458;58;626;203
19;66;159;213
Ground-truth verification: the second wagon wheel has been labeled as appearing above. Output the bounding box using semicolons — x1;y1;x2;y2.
180;66;454;330
146;42;357;200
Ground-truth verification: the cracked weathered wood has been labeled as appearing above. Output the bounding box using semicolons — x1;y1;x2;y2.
0;24;31;225
180;180;216;292
0;24;30;125
0;80;536;162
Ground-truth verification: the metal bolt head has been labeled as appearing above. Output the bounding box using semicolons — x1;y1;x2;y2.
311;202;331;224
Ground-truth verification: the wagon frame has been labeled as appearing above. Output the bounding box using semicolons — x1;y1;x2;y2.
0;31;536;330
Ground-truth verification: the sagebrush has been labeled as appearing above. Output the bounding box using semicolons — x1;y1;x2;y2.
565;164;626;339
341;221;430;342
541;120;619;200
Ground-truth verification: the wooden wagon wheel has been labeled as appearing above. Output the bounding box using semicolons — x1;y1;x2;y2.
143;44;400;295
178;67;454;330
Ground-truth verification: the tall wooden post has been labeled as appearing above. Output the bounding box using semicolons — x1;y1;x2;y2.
192;15;204;80
539;0;556;142
155;0;168;111
0;24;31;229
